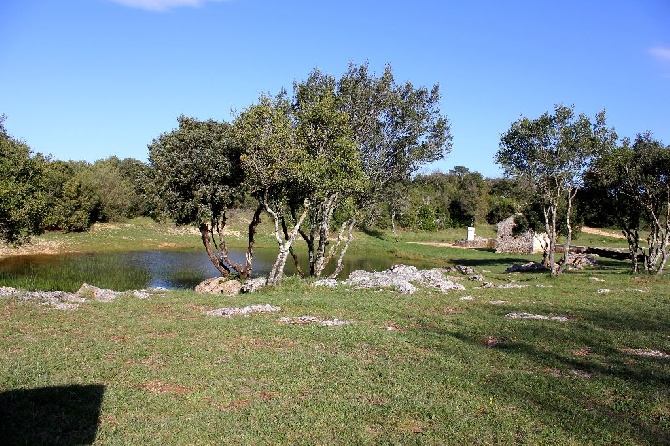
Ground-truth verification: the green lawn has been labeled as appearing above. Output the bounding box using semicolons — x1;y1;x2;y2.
1;220;669;444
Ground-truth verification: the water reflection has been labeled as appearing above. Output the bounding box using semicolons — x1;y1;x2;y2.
0;247;430;291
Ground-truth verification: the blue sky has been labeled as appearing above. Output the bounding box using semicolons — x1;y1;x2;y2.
1;0;668;178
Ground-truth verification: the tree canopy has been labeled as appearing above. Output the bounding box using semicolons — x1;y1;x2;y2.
496;104;617;274
0;116;48;245
588;132;670;273
146;63;452;283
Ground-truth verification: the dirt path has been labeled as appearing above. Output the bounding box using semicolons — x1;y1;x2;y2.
581;227;626;239
406;242;476;249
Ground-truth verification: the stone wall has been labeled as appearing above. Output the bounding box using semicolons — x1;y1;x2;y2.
495;214;538;254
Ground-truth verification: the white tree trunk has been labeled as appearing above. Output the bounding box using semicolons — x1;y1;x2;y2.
267;199;310;285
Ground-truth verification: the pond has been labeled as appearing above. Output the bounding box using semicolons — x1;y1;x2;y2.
0;247;431;291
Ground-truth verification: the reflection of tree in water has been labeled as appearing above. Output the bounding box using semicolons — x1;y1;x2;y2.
0;384;105;445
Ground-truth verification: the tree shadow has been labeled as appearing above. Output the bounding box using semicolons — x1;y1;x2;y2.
415;323;670;444
0;384;105;445
359;227;386;240
449;256;538;268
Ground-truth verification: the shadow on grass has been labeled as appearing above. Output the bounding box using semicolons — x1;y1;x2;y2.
359;227;386;240
418;323;670;444
0;384;105;445
448;256;538;268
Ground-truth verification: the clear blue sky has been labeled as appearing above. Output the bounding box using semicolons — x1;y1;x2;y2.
1;0;669;178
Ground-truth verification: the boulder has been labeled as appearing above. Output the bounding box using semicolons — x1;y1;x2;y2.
77;283;122;302
195;277;241;296
241;277;267;293
342;264;465;294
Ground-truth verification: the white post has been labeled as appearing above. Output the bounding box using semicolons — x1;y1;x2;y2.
467;226;475;241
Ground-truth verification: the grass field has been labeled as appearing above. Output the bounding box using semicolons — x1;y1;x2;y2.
1;220;669;444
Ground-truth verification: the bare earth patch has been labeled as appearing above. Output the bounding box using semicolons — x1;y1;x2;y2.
581;227;626;239
406;241;470;249
140;380;190;395
0;239;67;257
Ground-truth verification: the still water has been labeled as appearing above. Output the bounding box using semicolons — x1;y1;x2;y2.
0;247;427;291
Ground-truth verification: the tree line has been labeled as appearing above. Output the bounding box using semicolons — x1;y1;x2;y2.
2;65;669;279
1;115;153;244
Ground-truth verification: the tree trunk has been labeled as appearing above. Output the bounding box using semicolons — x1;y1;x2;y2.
313;193;338;277
391;211;399;242
328;219;356;279
199;223;231;277
267;199;310;285
281;215;305;278
545;204;558;277
622;227;640;273
241;203;264;279
558;188;577;274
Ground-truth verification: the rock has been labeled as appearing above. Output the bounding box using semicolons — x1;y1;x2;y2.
205;304;280;317
505;312;569;322
1;288;87;310
562;254;599;270
195;277;241;296
497;283;529;289
455;265;477;275
278;316;351;326
313;279;338;288
133;290;150;299
77;283;122;302
241;277;267;293
341;264;465;294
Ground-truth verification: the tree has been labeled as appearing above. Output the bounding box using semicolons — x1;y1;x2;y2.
446;167;488;226
147;64;451;285
148;115;248;278
43;160;101;232
234;92;309;285
0;116;48;245
292;69;365;278
234;78;365;283
590;133;670;273
496;105;617;275
337;62;452;226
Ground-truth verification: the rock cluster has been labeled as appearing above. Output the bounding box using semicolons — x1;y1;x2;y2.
0;284;166;311
194;277;267;296
205;304;280;318
195;278;242;296
77;283;123;302
338;264;466;294
562;254;599;270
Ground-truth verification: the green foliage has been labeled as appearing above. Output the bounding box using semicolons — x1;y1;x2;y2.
337;62;452;224
42;157;151;232
381;169;492;232
588;132;670;272
496;104;617;273
149;115;242;227
485;196;516;224
0;116;48;244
